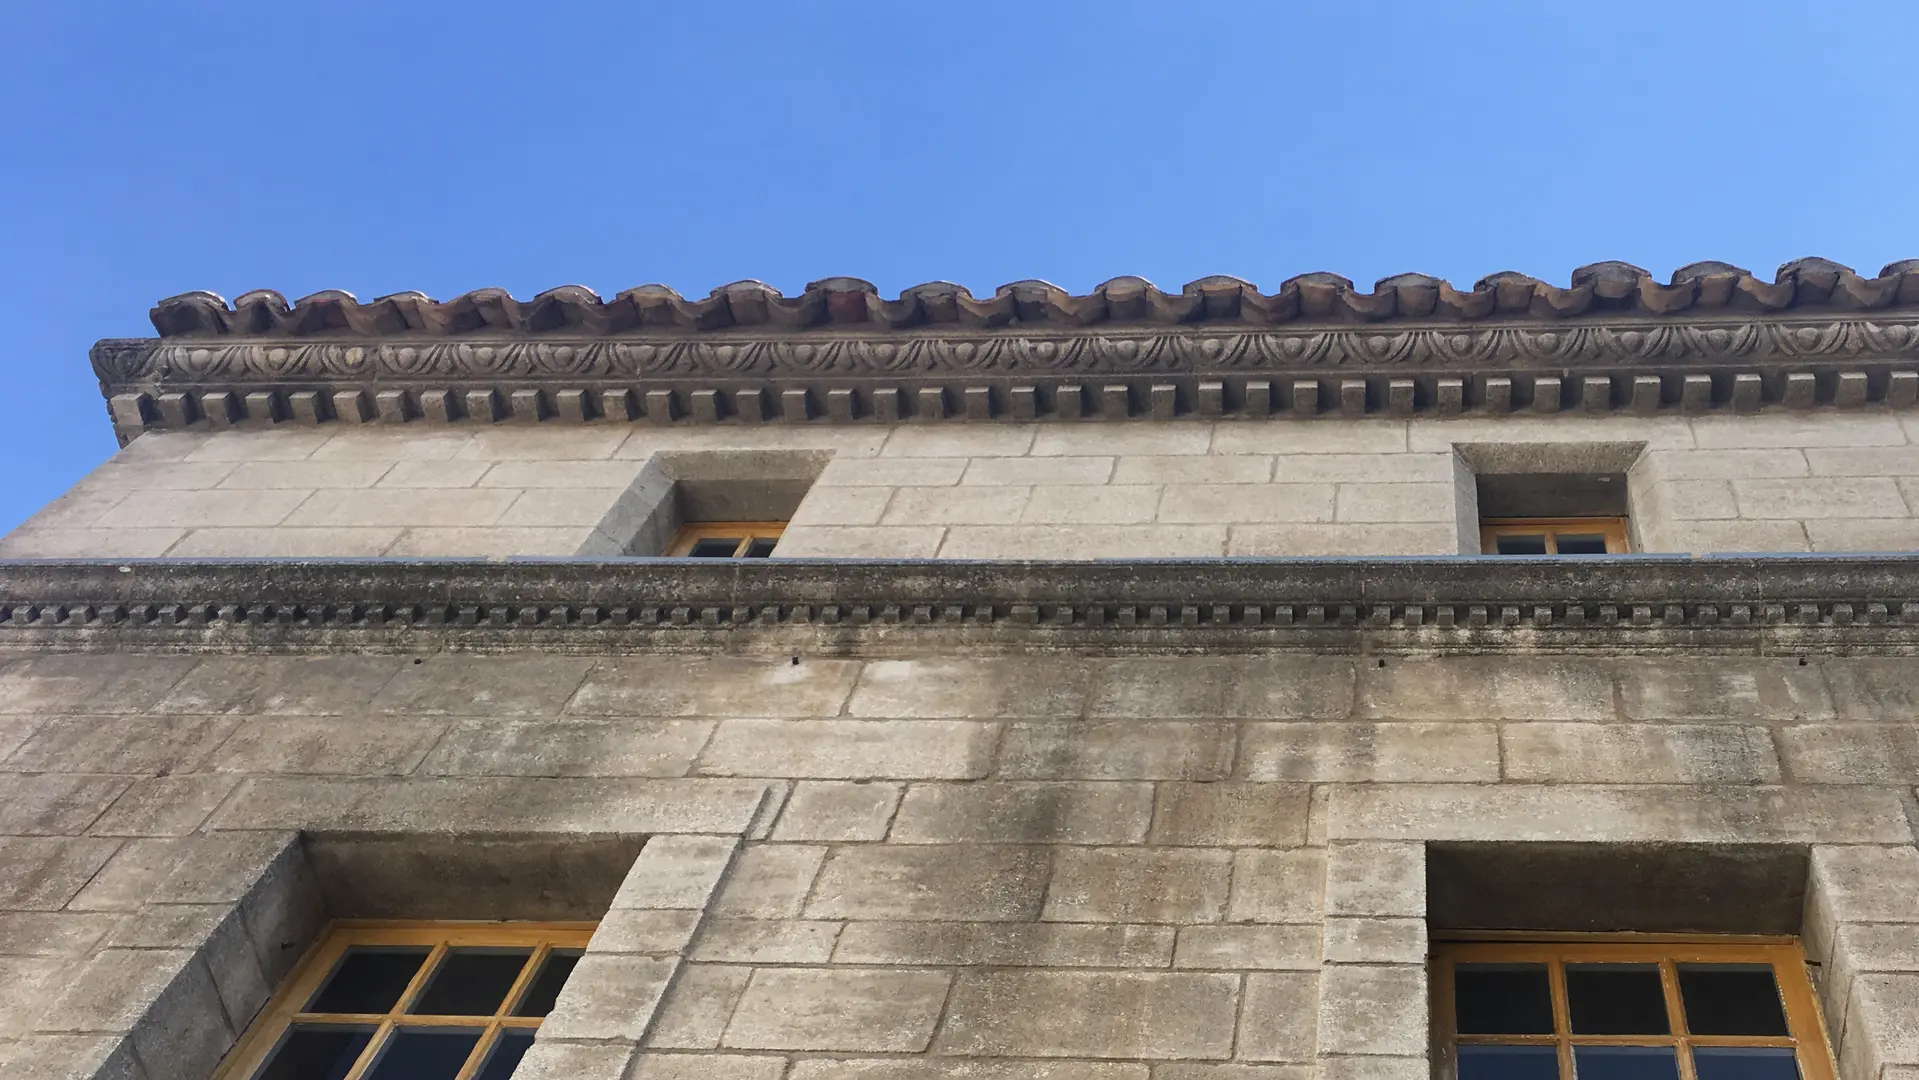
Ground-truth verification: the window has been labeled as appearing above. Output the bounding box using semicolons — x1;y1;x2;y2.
1434;937;1834;1080
1481;517;1631;555
216;921;593;1080
667;521;785;558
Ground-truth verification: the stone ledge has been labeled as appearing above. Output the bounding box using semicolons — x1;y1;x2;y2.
5;554;1919;652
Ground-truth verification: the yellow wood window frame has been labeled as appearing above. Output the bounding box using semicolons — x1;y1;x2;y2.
214;920;596;1080
1433;937;1836;1080
666;521;787;558
1480;516;1632;555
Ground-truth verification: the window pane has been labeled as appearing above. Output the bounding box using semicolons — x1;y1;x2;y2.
511;950;583;1017
745;537;779;558
252;1024;374;1080
409;948;534;1016
1573;1045;1680;1080
1556;534;1609;555
475;1029;538;1080
363;1028;483;1080
305;948;432;1014
1678;964;1790;1036
1455;963;1555;1035
1495;534;1549;555
1459;1044;1560;1080
1566;964;1669;1035
688;537;743;557
1693;1047;1801;1080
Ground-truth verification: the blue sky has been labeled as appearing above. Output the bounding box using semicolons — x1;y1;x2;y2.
4;3;1917;534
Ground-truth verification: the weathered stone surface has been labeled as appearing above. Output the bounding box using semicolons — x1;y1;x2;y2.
1227;850;1325;924
86;776;240;837
1501;723;1781;784
0;657;193;716
0;914;116;958
150;655;401;715
368;655;592;716
1811;846;1919;923
772;781;902;842
1357;658;1612;721
420;719;713;777
890;782;1154;844
0;839;119;910
851;658;1091;718
538;954;678;1041
712;845;826;918
632;1053;787;1080
590;908;701;956
791;1061;1147;1080
1045;848;1232;923
1239;723;1497;783
1322;918;1427;965
722;968;952;1052
570;658;859;717
1616;659;1833;721
1234;973;1319;1062
1325;785;1912;844
698;720;997;780
1824;660;1919;721
936;971;1240;1059
833;921;1175;968
2;1034;144;1080
646;964;752;1049
5;716;237;775
0;775;133;836
1088;659;1353;720
805;846;1051;922
998;723;1235;781
209;717;445;775
1324;843;1425;918
615;835;740;910
1173;925;1319;970
1315;965;1427;1057
213;776;771;835
1148;783;1311;847
692;919;842;964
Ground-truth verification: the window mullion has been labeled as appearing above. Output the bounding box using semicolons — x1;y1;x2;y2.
1548;957;1574;1080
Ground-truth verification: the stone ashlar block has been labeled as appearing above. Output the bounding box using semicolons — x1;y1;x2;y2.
1228;850;1326;924
1824;660;1919;721
1045;848;1233;924
1325;842;1426;918
614;835;740;911
832;921;1175;969
791;1060;1146;1080
712;845;827;919
151;655;404;716
0;656;196;716
998;722;1236;781
1;1034;146;1080
8;714;226;777
849;657;1093;719
1238;723;1498;783
210;777;770;836
1811;846;1919;924
691;919;842;964
1322;918;1428;966
1086;658;1355;720
1357;657;1614;721
1235;972;1319;1062
538;954;678;1042
697;720;998;780
1315;965;1428;1057
567;657;860;718
1148;783;1313;847
1843;973;1919;1075
804;845;1051;922
772;781;903;842
1616;659;1833;721
0;913;116;959
0;774;135;836
645;964;752;1050
589;909;702;957
722;967;952;1052
1173;925;1320;971
420;719;714;778
935;971;1240;1059
631;1053;788;1080
209;717;446;776
1501;723;1782;785
889;782;1155;845
509;1040;636;1080
1780;725;1919;785
369;655;593;716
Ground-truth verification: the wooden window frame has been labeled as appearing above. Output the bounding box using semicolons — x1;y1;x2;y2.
1433;935;1836;1080
666;521;787;558
214;920;596;1080
1480;516;1632;555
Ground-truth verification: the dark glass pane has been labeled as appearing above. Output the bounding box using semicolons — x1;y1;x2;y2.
1557;534;1609;554
409;948;534;1016
252;1024;374;1080
1496;534;1549;555
1456;964;1555;1035
363;1028;483;1080
305;948;431;1014
1567;963;1670;1035
1459;1044;1560;1080
1693;1047;1801;1080
511;950;582;1017
1678;964;1790;1036
688;537;742;557
1573;1045;1680;1080
475;1029;538;1080
745;537;779;558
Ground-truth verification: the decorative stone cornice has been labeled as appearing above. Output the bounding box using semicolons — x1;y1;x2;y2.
5;555;1919;654
92;260;1919;440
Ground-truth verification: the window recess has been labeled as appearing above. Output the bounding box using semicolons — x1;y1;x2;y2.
667;521;786;558
216;921;594;1080
1434;937;1834;1080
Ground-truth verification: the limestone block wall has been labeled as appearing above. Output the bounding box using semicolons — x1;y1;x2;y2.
0;649;1916;1079
8;412;1919;558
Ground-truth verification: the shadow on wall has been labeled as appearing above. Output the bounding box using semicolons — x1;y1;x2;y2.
589;450;833;556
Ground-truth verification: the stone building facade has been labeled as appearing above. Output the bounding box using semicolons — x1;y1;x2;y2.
3;263;1919;1080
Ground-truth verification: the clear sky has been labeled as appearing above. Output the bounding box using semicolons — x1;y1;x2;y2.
4;3;1917;534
